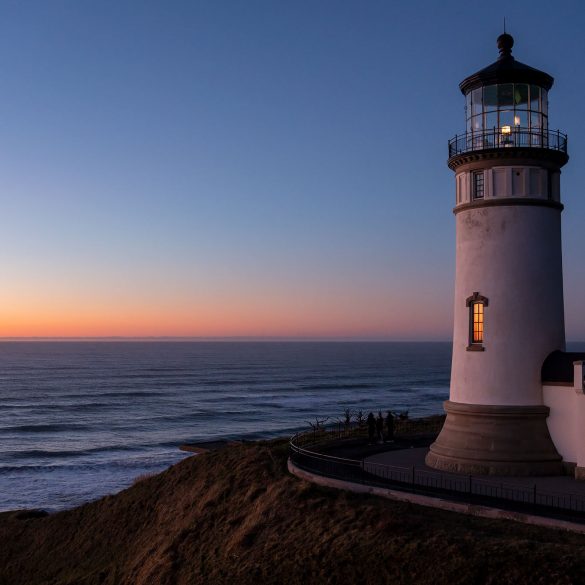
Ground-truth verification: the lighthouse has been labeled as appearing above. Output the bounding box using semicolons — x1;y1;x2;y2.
426;33;576;476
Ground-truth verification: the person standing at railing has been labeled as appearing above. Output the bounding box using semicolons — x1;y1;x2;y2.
376;412;384;444
367;412;376;444
386;411;394;443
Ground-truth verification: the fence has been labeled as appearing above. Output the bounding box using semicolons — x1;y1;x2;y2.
448;127;568;158
289;423;585;521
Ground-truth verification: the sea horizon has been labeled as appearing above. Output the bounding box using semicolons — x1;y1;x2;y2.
3;339;584;512
1;341;453;511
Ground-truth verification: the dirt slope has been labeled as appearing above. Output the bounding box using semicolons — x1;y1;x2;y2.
1;440;585;585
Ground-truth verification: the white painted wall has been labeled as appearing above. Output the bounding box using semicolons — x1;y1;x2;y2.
450;204;565;405
455;166;554;203
543;384;578;464
544;366;585;468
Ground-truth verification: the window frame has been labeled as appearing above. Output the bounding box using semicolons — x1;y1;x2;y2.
466;292;489;351
472;171;485;200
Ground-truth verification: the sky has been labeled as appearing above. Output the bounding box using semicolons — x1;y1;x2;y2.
0;0;584;340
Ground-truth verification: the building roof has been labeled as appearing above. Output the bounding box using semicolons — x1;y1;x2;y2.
459;34;554;95
541;351;585;384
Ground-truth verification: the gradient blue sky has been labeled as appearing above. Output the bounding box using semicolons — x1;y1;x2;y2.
1;0;584;339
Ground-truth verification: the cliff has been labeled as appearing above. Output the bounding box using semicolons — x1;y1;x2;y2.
1;439;585;585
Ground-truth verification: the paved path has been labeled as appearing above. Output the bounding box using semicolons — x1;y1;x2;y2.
365;447;585;496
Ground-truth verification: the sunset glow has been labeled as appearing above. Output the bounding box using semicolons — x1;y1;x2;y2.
0;286;451;339
1;1;584;340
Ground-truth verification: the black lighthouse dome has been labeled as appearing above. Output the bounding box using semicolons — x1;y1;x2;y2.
448;34;567;165
459;33;553;95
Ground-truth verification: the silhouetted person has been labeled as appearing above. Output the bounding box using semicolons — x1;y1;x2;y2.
376;411;384;444
386;410;394;442
367;412;376;444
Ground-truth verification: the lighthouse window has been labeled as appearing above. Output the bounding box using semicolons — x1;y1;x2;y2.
530;112;542;145
483;85;498;111
471;88;483;116
472;171;484;199
486;111;498;131
472;303;484;343
499;110;514;131
497;84;514;107
530;85;540;111
465;83;548;138
515;110;528;128
466;293;488;350
514;84;529;108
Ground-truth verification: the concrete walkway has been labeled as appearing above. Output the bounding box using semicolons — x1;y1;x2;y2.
289;459;585;534
365;447;585;496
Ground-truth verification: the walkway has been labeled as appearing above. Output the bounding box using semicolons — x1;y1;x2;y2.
291;432;585;522
365;447;585;496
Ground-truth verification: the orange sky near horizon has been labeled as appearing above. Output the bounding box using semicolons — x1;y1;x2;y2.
0;288;452;340
2;4;585;343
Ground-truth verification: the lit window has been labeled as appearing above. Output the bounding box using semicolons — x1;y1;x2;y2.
466;292;488;351
472;302;484;343
472;171;484;199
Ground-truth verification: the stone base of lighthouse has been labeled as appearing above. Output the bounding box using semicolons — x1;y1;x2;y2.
425;401;563;476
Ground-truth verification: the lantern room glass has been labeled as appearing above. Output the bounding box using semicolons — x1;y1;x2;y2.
464;83;548;144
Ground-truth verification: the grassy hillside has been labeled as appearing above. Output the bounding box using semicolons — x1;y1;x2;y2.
1;439;585;585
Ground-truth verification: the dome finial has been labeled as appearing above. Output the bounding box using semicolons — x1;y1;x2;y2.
497;30;514;59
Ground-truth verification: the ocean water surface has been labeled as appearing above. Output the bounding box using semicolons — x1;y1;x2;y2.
0;341;453;511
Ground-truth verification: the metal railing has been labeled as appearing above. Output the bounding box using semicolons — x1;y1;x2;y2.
448;127;568;158
289;424;585;521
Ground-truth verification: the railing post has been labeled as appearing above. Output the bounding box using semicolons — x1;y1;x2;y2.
411;465;415;485
533;484;537;505
468;475;472;495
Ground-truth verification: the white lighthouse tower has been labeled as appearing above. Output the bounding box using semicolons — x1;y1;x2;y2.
426;33;571;475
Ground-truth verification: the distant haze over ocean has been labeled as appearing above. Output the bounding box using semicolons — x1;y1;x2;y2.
1;341;583;512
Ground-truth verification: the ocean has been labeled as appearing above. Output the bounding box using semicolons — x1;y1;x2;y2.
1;341;450;511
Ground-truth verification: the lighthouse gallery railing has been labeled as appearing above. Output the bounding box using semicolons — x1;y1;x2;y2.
448;127;568;158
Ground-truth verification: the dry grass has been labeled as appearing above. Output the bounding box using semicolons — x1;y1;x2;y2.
1;439;585;585
131;471;159;485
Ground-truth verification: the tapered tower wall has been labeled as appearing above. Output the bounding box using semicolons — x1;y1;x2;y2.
451;200;565;406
